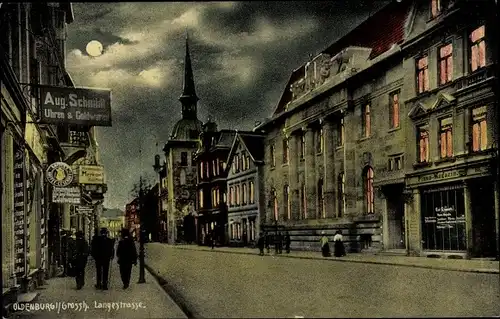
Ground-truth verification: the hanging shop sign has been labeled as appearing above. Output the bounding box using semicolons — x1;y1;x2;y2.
39;85;112;127
78;165;105;184
46;162;74;187
52;187;81;204
75;205;94;215
13;145;26;276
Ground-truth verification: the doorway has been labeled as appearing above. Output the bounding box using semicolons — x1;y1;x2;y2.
385;184;405;250
470;180;496;258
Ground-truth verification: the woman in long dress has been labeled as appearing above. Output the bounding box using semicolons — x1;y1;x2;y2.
320;232;330;257
333;230;346;257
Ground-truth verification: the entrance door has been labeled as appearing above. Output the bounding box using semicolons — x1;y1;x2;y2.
386;185;405;249
470;181;496;258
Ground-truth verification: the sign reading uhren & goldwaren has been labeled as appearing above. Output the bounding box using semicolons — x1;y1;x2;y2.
39;85;112;127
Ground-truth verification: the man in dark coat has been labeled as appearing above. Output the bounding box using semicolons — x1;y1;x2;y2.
91;228;114;290
285;231;291;254
116;228;138;289
60;230;69;277
264;232;271;254
72;231;89;290
257;233;265;256
66;230;77;277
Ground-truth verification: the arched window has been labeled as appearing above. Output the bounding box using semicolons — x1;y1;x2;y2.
236;185;240;205
338;172;345;217
284;185;290;220
180;168;186;185
249;181;255;204
273;190;278;221
318;179;325;218
364;167;374;214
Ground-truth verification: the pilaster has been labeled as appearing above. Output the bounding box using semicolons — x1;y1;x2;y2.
323;120;335;218
304;127;316;219
288;134;300;220
464;183;473;258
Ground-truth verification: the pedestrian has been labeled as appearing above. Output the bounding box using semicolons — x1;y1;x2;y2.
210;230;215;249
66;230;76;277
285;231;291;254
264;232;270;254
91;227;115;290
274;232;279;254
257;233;265;256
277;232;283;254
60;230;68;277
116;228;138;289
72;231;89;290
333;230;346;257
320;231;330;257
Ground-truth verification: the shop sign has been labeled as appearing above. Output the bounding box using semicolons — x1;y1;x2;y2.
52;187;81;204
418;170;461;183
39;85;112;127
78;165;105;184
46;162;74;187
76;205;94;215
13;146;26;276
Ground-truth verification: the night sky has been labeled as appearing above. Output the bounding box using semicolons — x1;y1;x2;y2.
65;1;389;210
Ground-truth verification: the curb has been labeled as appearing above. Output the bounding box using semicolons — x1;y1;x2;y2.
170;246;499;275
144;263;203;319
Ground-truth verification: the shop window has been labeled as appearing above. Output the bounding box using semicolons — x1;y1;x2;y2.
270;144;276;167
242;183;247;204
317;128;324;154
417;56;430;94
338;172;345;218
431;0;441;18
300;134;305;160
439;117;453;159
284;185;290;220
301;183;307;219
389;91;400;129
439;43;453;85
421;186;466;251
283;138;289;164
181;152;188;166
364;167;374;214
362;104;371;138
471;106;488;152
337;117;345;147
470;25;486;72
273;190;278;221
318;179;325;218
249;181;255;204
198;189;204;209
418;126;430;163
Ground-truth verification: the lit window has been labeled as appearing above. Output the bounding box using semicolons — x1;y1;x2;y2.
470;26;486;72
431;0;441;18
249;181;255;204
212;160;217;176
365;167;374;214
338;172;345;218
390;92;400;129
242;183;247;204
284;185;290;220
229;187;234;206
418;126;430;163
200;162;204;179
439;117;453;158
236;185;240;205
471;106;488;152
417;56;430;93
439;43;453;85
270;145;276;167
363;104;371;137
283;138;289;164
235;155;240;171
273;190;278;221
199;189;204;209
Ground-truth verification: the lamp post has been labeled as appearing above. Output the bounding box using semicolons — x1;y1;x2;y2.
137;175;146;284
153;154;162;243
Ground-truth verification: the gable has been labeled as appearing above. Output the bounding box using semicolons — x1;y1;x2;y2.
408;102;427;119
430;93;456;112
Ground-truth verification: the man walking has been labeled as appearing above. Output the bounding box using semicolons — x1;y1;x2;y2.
72;231;89;290
257;232;265;256
116;228;137;289
285;231;291;254
91;228;114;290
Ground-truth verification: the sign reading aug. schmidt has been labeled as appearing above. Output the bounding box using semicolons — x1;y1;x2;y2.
40;86;112;127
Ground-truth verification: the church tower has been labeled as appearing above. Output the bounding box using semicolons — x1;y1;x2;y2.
179;33;199;120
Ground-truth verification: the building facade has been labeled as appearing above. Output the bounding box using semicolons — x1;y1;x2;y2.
194;122;235;246
256;0;498;258
162;36;202;244
226;132;265;247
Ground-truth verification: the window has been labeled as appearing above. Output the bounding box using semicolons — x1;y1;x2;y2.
364;167;374;214
471;106;488;152
270;145;276;167
200;162;204;179
431;0;441;18
338;172;345;218
337;117;344;147
230;224;235;240
470;26;486;72
418;126;430;163
284;185;290;220
212;160;217;177
245;156;250;170
301;183;307;219
232;160;236;174
236;185;240;205
390;92;400;129
363;104;371;137
242;183;247;204
439;43;453;85
212;188;216;207
283;138;289;164
388;158;394;171
300;134;305;159
206;162;210;178
318;179;325;218
317;128;324;153
191;152;196;166
229;187;234;206
439;117;453;158
216;158;220;175
223;191;227;203
199;189;204;209
417;56;430;93
395;156;403;170
241;152;247;170
249;181;255;204
273;190;278;221
181;152;188;166
235;154;240;172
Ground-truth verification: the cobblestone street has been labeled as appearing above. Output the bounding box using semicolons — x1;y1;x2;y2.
13;259;186;319
146;243;500;318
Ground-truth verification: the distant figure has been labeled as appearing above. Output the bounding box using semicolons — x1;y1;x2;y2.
60;230;69;277
320;231;330;257
333;230;346;257
210;231;215;249
116;228;138;289
285;232;291;254
72;231;89;290
264;232;271;254
91;228;115;290
257;233;265;256
242;231;248;246
277;232;283;254
66;230;76;277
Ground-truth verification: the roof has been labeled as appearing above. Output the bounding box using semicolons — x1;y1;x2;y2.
227;131;265;166
216;130;237;148
273;0;413;116
169;118;203;140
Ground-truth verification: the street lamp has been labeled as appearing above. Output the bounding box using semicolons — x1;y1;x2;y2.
137;175;146;284
153;155;163;243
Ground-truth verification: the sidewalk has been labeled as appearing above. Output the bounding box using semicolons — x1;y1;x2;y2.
11;259;187;319
165;244;499;274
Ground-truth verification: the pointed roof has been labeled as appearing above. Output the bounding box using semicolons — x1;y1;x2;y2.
226;131;265;168
179;32;199;103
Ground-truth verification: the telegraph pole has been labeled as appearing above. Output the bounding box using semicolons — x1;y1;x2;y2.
138;175;146;283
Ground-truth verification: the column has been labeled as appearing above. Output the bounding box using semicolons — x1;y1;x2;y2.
323;119;335;218
304;127;316;219
493;181;499;259
464;183;473;257
288;133;299;220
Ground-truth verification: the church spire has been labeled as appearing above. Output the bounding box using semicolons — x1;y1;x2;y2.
179;30;199;119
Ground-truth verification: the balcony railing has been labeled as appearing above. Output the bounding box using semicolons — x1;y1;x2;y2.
456;65;495;91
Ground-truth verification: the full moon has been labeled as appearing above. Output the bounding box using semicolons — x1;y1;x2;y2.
86;40;103;57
